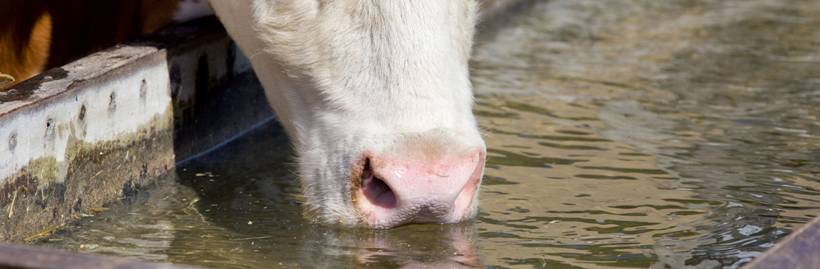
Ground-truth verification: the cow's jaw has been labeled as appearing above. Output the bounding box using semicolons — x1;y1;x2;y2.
210;0;485;228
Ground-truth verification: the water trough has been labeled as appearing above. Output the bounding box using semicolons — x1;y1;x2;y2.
0;1;817;268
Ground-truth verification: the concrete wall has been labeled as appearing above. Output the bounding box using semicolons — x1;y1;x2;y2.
0;18;271;242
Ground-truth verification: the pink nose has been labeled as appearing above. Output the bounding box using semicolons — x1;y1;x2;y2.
353;149;485;228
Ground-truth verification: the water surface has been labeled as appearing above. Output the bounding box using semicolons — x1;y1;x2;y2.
42;0;820;268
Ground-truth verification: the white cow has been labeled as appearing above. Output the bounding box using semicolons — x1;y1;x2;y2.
209;1;487;228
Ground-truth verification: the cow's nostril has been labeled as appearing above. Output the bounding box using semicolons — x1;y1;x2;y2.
361;159;397;209
353;149;483;228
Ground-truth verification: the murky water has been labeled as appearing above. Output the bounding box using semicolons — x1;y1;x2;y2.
40;0;820;268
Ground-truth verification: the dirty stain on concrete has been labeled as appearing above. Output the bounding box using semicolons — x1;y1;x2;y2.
0;18;260;242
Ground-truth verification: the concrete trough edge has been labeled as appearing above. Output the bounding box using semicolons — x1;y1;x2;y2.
0;17;267;243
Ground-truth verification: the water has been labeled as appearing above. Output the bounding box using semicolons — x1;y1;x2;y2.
40;0;820;268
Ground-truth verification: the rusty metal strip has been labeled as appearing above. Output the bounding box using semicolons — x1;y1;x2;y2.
0;243;202;269
744;216;820;269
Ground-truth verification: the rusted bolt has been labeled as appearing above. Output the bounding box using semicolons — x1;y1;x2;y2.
45;118;55;139
8;132;16;152
108;92;117;112
78;105;86;122
140;79;148;100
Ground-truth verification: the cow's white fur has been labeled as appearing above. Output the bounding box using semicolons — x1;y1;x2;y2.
209;0;485;226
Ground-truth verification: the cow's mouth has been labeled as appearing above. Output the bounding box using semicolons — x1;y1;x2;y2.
360;158;397;209
351;149;483;228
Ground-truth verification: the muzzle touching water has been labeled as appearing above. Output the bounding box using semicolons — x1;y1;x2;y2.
352;149;485;228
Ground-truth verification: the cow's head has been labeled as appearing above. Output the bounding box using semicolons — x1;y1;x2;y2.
213;0;485;228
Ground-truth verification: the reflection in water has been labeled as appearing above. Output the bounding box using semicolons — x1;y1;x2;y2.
41;0;820;268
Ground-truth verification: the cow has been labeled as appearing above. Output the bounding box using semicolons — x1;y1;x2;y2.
0;0;487;229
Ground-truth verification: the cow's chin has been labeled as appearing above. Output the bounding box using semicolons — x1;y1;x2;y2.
305;182;481;229
352;186;481;229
